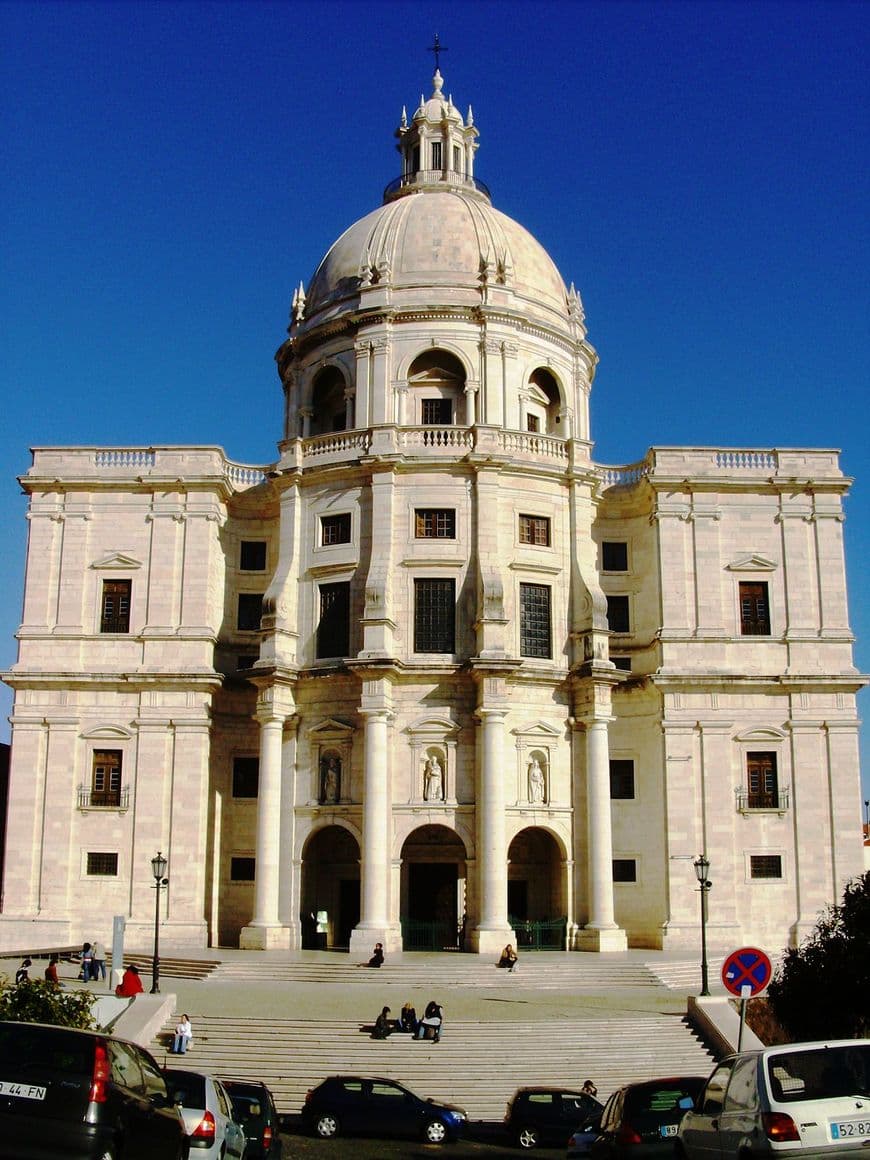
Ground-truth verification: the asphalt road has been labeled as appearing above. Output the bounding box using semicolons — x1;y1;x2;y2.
279;1122;566;1157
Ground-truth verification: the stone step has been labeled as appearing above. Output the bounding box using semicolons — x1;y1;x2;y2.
153;1014;716;1123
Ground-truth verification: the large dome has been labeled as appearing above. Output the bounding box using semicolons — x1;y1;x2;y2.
303;191;569;330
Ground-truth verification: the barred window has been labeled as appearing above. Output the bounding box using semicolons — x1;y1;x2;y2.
609;759;635;800
520;583;552;658
232;756;259;798
612;859;637;883
230;857;256;882
321;513;352;545
606;595;630;634
240;541;267;570
92;750;122;808
747;752;778;809
237;593;263;631
87;852;118;876
602;541;628;571
750;854;783;879
519;514;551;546
740;581;771;635
526;413;540;433
431;140;442;169
415;509;456;539
317;581;350;658
100;579;131;633
421;398;452;425
414;578;455;653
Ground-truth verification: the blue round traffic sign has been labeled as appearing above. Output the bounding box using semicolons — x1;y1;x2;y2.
721;946;772;996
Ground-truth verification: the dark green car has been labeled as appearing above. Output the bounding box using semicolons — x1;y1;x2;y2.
222;1078;283;1158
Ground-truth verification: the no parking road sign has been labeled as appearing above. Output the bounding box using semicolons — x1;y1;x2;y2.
722;946;772;997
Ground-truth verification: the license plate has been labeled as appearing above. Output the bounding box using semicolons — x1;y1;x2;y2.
831;1119;870;1139
660;1124;679;1137
0;1080;47;1100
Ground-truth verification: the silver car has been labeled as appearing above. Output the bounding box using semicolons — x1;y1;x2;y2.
677;1039;870;1159
163;1067;247;1159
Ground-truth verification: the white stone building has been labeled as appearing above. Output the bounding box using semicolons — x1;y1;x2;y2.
1;71;865;957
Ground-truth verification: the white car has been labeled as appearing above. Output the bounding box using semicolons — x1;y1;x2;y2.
163;1067;247;1159
677;1039;870;1158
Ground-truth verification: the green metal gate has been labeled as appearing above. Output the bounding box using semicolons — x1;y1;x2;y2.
400;917;462;951
510;916;568;950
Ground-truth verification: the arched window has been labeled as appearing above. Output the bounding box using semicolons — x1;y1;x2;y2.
523;368;561;435
407;350;466;426
310;366;349;435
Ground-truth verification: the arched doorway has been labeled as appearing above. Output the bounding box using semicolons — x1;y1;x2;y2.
400;825;467;951
300;825;360;950
507;827;566;950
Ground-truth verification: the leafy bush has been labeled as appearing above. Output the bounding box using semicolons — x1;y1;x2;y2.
767;869;870;1040
0;975;97;1030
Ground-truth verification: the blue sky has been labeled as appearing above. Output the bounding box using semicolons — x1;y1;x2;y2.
2;0;868;795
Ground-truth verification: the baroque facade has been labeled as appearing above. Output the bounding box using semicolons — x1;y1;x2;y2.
1;71;865;956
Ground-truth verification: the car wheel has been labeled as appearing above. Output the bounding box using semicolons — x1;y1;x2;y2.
517;1125;539;1149
423;1118;448;1144
314;1112;340;1139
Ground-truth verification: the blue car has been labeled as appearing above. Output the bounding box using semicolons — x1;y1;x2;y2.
302;1075;467;1144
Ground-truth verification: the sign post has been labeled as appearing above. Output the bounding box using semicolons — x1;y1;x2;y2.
721;947;772;1050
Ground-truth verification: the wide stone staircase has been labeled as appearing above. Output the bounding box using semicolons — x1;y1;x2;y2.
152;1010;716;1123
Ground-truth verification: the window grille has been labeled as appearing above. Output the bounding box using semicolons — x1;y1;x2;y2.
520;583;552;658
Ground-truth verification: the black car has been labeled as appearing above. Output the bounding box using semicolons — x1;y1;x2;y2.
301;1075;467;1144
0;1019;186;1160
505;1086;603;1149
590;1076;706;1157
222;1078;283;1158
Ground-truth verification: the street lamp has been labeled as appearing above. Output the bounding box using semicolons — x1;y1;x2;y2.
693;854;712;997
150;851;169;994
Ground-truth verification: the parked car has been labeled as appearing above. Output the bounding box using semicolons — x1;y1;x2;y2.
568;1120;606;1158
222;1078;282;1158
0;1019;186;1160
591;1076;706;1157
301;1075;467;1143
163;1067;246;1159
677;1038;870;1158
505;1086;603;1149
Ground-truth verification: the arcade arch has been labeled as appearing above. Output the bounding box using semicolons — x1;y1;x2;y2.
400;824;467;950
300;824;360;949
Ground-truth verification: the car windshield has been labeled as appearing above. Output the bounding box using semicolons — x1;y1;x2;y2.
767;1046;870;1103
627;1080;704;1114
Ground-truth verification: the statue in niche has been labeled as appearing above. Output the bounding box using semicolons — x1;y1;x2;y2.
528;756;546;804
321;755;341;804
423;754;443;802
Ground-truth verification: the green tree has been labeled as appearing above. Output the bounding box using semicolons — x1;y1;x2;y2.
767;869;870;1040
0;976;97;1030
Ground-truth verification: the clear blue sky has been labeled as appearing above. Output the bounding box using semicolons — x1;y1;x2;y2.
2;0;868;796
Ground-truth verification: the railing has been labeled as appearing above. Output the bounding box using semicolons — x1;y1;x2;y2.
383;170;491;201
304;430;372;459
598;460;651;488
398;426;475;452
77;786;130;811
94;448;157;468
225;461;268;487
400;918;463;952
500;431;569;462
510;916;568;951
736;787;790;813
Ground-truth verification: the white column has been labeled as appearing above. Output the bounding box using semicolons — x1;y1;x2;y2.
471;709;514;953
578;719;627;950
241;709;291;949
350;709;395;954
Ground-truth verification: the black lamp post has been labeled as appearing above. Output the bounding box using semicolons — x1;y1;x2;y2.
150;851;168;994
693;854;712;997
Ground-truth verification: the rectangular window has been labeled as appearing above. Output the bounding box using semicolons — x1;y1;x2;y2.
612;859;637;883
92;750;122;807
606;594;630;634
747;752;778;809
739;581;771;635
609;759;635;799
421;398;452;425
519;514;551;546
431;140;442;169
452;144;461;172
415;509;456;539
520;583;552;658
317;581;350;658
87;852;119;876
237;655;258;670
612;656;632;671
602;541;628;571
526;413;540;433
414;578;456;653
321;513;352;545
232;756;259;798
239;541;267;571
230;856;256;882
237;593;263;631
750;854;783;879
100;579;131;633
